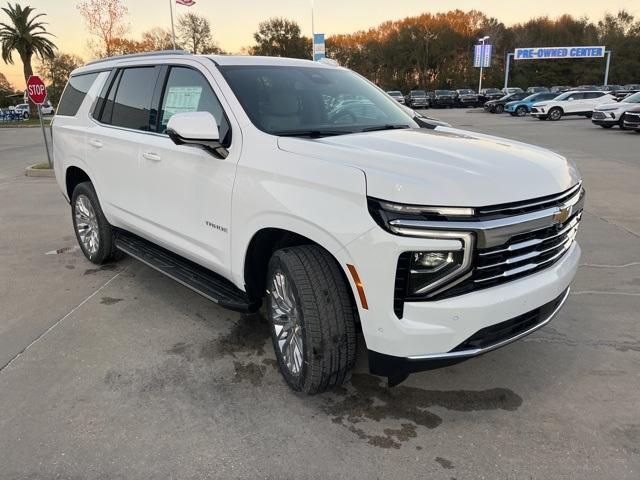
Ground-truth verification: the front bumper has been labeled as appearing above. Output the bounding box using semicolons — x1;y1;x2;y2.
592;111;619;124
368;287;570;385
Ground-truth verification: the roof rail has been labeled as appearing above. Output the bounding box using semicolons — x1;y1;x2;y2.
85;50;190;66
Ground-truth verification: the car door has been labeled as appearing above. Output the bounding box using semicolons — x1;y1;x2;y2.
134;62;240;277
563;92;585;113
87;66;162;229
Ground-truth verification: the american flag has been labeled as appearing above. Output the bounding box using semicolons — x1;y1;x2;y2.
176;0;196;5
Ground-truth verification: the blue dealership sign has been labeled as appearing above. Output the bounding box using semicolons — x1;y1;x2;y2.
313;33;325;61
473;44;492;68
515;46;606;60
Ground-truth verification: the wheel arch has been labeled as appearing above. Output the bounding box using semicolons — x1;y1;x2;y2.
242;227;358;312
65;166;92;201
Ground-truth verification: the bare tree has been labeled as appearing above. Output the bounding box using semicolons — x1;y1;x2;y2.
141;27;174;51
76;0;129;57
177;13;212;54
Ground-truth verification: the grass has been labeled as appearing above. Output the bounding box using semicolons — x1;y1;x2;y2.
31;162;52;170
0;118;52;127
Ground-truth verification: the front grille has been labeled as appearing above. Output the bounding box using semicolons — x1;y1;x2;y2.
476;183;582;219
624;112;640;124
450;289;567;352
474;212;581;287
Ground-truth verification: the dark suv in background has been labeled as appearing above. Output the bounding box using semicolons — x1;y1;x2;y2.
428;90;455;108
405;90;429;108
479;88;503;104
454;89;481;107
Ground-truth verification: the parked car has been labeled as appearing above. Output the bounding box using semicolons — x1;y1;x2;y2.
505;92;559;117
530;90;615;121
550;86;572;93
484;91;528;113
405;90;429;108
622;107;640;132
526;86;549;94
14;103;30;119
592;92;640;129
502;87;524;95
53;52;584;391
40;101;55;115
624;84;640;91
454;89;480;107
576;85;598;91
478;88;503;103
386;90;405;104
428;90;455;108
598;85;624;93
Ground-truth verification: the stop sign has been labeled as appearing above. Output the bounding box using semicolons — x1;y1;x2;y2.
26;75;47;105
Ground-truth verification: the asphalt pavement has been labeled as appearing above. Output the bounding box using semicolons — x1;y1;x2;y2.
0;113;638;479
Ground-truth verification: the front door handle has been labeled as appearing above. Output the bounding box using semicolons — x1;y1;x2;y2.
89;139;103;149
142;151;162;162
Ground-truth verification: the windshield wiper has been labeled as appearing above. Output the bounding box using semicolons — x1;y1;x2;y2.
275;129;353;138
361;124;411;132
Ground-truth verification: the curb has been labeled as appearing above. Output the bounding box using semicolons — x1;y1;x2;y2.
25;164;55;178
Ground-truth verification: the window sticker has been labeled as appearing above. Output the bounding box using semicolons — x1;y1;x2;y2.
162;86;203;124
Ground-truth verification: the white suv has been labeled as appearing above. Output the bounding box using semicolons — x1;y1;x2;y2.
52;52;583;392
592;91;640;129
530;90;615;120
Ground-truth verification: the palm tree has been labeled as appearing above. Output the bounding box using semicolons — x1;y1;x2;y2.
0;2;55;114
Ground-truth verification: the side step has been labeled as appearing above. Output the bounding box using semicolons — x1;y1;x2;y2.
114;230;260;313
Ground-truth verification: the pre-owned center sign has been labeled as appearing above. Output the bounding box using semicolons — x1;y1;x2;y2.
514;46;606;60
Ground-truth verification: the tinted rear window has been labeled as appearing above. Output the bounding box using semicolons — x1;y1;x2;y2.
109;67;160;131
57;73;100;117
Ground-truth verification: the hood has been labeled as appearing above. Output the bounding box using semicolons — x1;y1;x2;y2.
277;128;580;207
596;101;635;111
505;100;520;107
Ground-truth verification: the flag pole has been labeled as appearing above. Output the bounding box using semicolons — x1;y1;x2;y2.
169;0;177;49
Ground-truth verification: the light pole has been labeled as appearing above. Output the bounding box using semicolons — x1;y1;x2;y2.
311;0;315;59
478;36;490;92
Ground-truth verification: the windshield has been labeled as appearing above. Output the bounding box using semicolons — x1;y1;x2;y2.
458;89;474;94
554;92;574;101
218;65;418;136
411;90;426;96
387;91;402;96
485;89;501;94
435;90;451;95
622;92;640;103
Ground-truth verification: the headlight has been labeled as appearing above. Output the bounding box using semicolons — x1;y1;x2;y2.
407;248;468;295
368;198;475;299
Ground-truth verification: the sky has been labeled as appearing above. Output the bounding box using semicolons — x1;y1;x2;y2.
2;0;639;88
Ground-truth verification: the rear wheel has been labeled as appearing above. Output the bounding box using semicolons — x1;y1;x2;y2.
515;106;528;117
266;245;357;394
548;108;563;121
71;182;119;264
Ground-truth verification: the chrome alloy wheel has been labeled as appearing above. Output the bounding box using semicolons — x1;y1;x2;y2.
74;194;100;256
269;270;304;376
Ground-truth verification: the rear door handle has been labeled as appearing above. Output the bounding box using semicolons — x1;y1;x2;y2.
142;151;162;162
89;139;103;149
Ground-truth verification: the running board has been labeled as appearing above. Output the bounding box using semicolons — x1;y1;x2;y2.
114;231;259;313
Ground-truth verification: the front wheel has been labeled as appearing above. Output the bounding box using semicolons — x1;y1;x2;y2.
266;245;357;394
548;108;563;121
494;105;504;114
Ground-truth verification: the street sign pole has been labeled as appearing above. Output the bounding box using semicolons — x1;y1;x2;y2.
604;51;611;85
26;75;51;168
37;104;52;168
504;52;514;89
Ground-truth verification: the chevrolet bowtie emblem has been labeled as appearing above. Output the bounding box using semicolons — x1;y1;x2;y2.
553;206;571;224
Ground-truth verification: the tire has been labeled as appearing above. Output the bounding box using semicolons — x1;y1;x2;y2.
548;108;563;121
266;245;357;394
494;105;504;114
515;106;528;117
71;181;119;264
619;118;627;130
22;112;29;119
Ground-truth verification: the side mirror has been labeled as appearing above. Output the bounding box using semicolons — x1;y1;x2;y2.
166;112;227;158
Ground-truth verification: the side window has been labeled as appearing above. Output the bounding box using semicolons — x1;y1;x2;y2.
109;67;160;131
98;69;122;125
159;66;230;143
586;92;604;99
57;73;100;117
